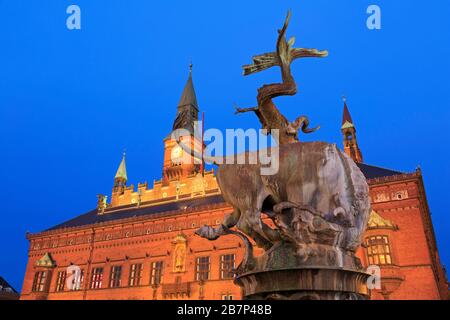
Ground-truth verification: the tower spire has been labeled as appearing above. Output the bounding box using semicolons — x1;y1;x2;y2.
113;151;127;195
172;64;199;134
114;151;127;181
341;97;363;163
342;96;354;127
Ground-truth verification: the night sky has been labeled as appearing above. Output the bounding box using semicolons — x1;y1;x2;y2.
0;1;449;290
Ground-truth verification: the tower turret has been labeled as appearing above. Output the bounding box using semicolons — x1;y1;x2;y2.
341;97;363;163
113;151;127;193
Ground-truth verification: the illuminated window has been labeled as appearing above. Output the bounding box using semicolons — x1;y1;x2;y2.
366;236;392;265
55;271;66;292
32;271;48;292
151;261;163;286
90;267;103;289
196;256;210;281
220;254;235;279
129;264;143;287
109;266;122;288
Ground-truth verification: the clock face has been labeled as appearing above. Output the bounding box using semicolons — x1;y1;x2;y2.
171;146;183;161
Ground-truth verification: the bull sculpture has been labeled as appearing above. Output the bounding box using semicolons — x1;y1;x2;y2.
176;140;370;273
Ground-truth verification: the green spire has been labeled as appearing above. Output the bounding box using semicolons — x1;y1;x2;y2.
114;151;127;181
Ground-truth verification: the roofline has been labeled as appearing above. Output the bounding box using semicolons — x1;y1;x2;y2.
366;171;421;185
26;200;229;240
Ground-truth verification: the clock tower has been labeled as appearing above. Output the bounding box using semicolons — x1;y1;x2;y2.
162;66;202;185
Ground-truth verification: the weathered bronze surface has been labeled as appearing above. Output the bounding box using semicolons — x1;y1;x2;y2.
236;10;327;145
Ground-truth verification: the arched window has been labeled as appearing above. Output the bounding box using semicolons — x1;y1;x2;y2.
366;235;393;265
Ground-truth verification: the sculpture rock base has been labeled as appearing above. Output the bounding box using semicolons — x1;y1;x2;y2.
235;268;370;300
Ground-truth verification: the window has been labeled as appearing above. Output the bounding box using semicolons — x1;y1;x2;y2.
90;267;103;289
222;294;234;300
150;261;163;286
220;254;235;279
55;271;66;292
196;256;210;281
366;236;392;265
32;271;48;292
109;266;122;288
129;264;143;287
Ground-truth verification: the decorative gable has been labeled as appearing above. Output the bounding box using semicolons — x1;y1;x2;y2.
367;210;398;230
35;252;56;268
341;121;354;130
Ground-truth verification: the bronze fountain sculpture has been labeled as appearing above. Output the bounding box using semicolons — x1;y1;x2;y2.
178;10;372;300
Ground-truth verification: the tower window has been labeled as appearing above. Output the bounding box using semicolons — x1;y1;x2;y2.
90;267;103;289
109;265;122;288
366;236;393;265
196;256;210;281
32;271;48;292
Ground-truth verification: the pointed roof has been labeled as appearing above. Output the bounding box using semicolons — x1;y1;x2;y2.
177;65;198;110
170;65;199;137
342;99;354;129
114;152;127;181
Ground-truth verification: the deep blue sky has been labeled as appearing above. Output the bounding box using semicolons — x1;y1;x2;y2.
0;1;449;290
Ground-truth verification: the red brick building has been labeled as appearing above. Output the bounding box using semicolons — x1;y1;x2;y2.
20;72;448;300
